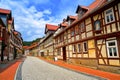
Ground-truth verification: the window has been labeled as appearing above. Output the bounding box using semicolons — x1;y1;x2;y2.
94;20;101;31
60;35;63;42
57;49;61;55
71;28;75;36
106;40;119;58
73;45;77;53
83;42;88;52
78;44;81;53
118;3;120;16
75;26;79;34
107;0;111;1
80;22;85;32
105;8;115;24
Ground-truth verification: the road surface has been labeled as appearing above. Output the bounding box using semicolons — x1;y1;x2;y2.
15;56;105;80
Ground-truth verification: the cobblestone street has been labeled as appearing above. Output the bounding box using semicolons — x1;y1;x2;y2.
15;56;105;80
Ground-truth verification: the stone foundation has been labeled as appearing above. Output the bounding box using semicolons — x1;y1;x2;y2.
68;58;120;74
68;58;98;67
98;65;120;74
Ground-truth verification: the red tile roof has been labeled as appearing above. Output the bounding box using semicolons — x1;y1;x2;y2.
28;43;38;49
46;24;59;31
88;0;106;9
67;15;78;21
13;31;18;35
8;18;14;24
23;46;30;50
54;0;107;37
60;23;68;27
0;8;11;14
69;16;77;20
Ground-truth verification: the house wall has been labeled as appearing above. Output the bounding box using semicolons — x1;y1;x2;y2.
54;1;120;73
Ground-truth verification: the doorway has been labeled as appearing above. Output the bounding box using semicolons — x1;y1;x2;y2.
62;47;66;61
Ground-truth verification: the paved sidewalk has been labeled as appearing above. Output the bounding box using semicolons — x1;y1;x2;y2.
38;57;120;80
0;58;25;80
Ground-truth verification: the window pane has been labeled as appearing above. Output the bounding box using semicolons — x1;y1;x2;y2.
78;44;80;52
107;16;110;22
94;20;101;30
106;9;112;14
73;45;76;52
81;22;85;32
110;14;113;21
108;42;115;46
113;48;117;56
108;48;112;56
84;42;87;51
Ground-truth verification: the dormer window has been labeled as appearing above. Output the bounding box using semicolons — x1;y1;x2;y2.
76;5;88;19
67;16;76;26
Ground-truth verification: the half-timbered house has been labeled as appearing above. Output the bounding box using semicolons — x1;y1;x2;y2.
54;0;120;73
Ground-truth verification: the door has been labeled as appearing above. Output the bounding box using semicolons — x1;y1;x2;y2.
62;47;66;61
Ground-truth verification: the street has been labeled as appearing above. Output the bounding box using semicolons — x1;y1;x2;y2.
15;56;105;80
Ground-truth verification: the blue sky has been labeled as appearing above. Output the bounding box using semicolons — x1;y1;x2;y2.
0;0;94;41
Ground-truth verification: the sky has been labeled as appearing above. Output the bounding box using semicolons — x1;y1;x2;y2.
0;0;94;41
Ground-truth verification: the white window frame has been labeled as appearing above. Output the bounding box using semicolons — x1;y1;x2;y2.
104;8;115;24
106;40;119;58
83;42;88;52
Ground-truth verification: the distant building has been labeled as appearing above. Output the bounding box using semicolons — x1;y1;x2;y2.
39;24;58;59
23;46;30;56
0;8;23;62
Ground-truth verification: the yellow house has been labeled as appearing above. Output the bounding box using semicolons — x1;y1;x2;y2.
54;0;120;73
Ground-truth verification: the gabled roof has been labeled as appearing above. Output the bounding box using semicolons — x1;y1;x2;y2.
23;46;30;50
28;42;38;49
0;8;11;14
45;24;59;34
76;0;106;13
13;31;18;35
0;18;6;27
8;18;14;24
0;8;12;20
76;5;89;13
60;23;68;27
67;15;77;21
54;0;109;38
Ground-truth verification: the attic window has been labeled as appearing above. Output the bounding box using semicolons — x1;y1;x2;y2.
76;6;88;19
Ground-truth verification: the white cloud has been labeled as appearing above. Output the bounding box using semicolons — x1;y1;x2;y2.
43;10;51;14
0;0;59;41
0;0;94;41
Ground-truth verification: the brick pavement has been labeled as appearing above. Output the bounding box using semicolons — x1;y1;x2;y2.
0;58;24;80
38;57;120;80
